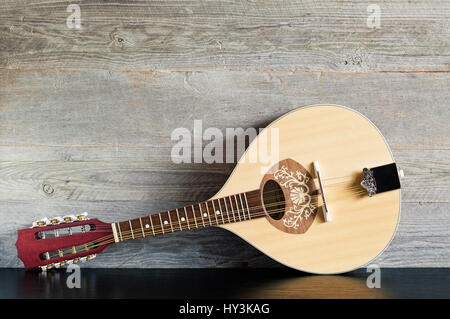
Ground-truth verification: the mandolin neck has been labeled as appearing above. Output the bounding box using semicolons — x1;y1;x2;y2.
111;190;263;243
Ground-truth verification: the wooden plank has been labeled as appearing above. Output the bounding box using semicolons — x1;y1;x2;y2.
373;203;450;267
0;160;232;202
394;150;450;204
0;154;447;203
0;0;449;71
0;70;448;204
1;200;447;268
0;70;450;202
0;70;448;163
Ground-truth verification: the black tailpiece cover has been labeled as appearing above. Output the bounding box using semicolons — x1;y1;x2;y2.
372;163;401;194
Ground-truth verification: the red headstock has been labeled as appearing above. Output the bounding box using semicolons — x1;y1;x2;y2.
16;213;113;270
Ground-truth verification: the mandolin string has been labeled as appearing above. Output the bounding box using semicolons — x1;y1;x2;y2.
107;190;367;242
45;197;338;260
51;186;364;241
67;186;367;234
46;181;372;258
61;185;367;237
72;191;361;254
46;189;369;259
74;182;366;230
115;178;367;193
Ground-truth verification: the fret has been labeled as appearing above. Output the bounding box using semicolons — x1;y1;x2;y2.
213;199;225;224
183;207;191;230
238;193;248;221
203;202;213;226
176;208;183;231
212;201;220;225
163;211;173;233
195;204;203;228
205;201;217;226
141;216;152;237
243;192;251;220
131;218;144;239
234;195;242;221
198;203;206;227
119;220;131;241
168;210;181;231
214;200;222;224
228;196;236;222
221;198;231;223
129;220;135;239
238;193;247;220
117;222;123;241
167;210;174;232
128;219;141;239
158;213;165;234
111;190;262;242
148;215;156;236
191;205;199;228
139;217;145;238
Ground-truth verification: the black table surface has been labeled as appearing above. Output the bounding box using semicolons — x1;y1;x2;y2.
0;268;448;299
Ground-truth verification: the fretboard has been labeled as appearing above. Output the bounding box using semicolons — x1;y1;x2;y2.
111;190;262;242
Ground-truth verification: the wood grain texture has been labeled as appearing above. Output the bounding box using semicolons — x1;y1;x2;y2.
0;1;448;268
0;1;449;71
0;201;447;268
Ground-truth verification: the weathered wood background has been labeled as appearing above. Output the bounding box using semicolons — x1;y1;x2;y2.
0;1;448;268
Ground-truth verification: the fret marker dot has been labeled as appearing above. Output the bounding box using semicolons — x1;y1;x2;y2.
181;217;185;221
216;211;221;215
145;224;150;229
164;220;168;225
203;213;207;217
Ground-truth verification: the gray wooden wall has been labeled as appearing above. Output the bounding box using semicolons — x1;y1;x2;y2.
0;1;448;268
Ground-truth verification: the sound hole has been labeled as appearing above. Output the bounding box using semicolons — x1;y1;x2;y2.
262;180;285;220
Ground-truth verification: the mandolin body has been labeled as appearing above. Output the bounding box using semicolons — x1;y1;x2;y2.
215;105;400;274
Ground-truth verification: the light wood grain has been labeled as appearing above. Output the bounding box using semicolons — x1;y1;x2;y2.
0;1;449;71
217;105;399;273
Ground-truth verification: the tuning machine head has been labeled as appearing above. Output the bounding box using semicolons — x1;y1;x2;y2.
32;217;49;228
49;216;64;225
39;254;97;272
76;212;89;221
62;214;77;223
31;213;89;228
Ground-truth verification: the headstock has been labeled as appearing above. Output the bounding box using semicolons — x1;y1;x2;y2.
16;213;113;271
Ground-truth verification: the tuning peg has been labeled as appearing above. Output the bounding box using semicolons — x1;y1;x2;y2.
62;214;77;223
76;212;88;221
39;254;96;271
49;216;63;225
32;217;49;228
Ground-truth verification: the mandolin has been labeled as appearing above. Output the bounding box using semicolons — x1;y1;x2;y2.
16;105;402;274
